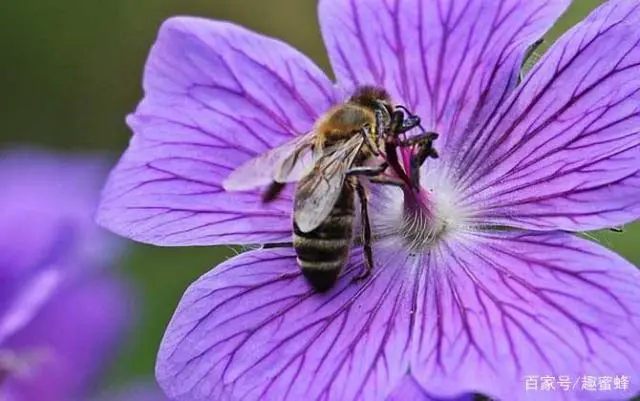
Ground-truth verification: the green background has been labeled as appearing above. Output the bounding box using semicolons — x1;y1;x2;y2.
1;0;637;396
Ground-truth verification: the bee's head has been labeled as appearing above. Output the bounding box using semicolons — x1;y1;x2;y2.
348;86;392;113
348;86;394;134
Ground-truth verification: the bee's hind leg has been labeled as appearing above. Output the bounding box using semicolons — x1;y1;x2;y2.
262;181;286;203
352;182;373;283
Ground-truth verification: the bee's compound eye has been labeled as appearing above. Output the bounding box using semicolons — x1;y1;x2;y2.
374;100;391;114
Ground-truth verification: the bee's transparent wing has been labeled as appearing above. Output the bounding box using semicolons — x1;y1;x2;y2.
223;133;316;191
294;135;364;233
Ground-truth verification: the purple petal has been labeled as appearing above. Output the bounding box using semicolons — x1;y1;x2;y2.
458;0;640;231
98;17;339;246
319;0;569;157
411;232;640;401
156;230;640;400
386;375;474;401
1;274;132;401
157;245;418;401
0;148;119;343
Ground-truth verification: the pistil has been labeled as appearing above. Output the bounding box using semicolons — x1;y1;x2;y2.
382;145;447;251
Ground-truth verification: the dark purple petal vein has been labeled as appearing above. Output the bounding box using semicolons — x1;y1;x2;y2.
459;0;640;231
157;245;418;401
98;17;339;246
410;231;640;401
319;0;570;161
386;374;474;401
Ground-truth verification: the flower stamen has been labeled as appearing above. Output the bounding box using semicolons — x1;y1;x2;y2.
380;144;450;251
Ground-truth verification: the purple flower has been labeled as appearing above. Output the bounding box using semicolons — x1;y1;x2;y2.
0;149;132;401
97;0;640;400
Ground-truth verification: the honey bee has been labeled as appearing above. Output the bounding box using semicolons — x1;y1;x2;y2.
224;86;438;291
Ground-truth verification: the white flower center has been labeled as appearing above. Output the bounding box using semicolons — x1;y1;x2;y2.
370;160;473;252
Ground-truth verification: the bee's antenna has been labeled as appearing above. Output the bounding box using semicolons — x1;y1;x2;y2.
394;104;413;115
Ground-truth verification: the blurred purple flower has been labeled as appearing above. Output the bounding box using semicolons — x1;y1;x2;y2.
0;149;132;401
97;0;640;400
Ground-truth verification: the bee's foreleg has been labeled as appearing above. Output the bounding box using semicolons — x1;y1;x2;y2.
352;182;373;283
374;106;390;141
394;135;439;192
394;132;439;147
393;105;423;133
346;163;388;177
359;126;381;156
388;109;405;136
347;163;406;187
410;142;439;186
411;141;439;167
400;115;421;133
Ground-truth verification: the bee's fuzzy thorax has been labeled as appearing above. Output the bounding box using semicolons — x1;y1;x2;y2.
347;85;392;109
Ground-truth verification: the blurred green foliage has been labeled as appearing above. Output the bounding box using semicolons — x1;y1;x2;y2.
0;0;637;395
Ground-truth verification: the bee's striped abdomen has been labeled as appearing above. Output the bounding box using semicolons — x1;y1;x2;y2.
293;182;355;292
